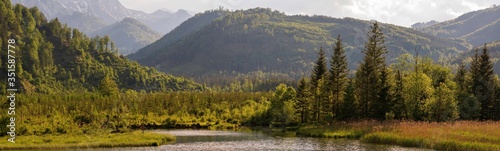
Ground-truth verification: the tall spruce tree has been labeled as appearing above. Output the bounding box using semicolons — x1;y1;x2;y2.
355;22;388;119
471;45;495;120
310;47;327;122
394;70;407;119
295;77;311;123
455;62;468;94
374;67;391;120
478;44;494;120
328;35;348;118
338;78;357;120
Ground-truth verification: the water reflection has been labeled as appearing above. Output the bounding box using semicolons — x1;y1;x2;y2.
83;129;430;151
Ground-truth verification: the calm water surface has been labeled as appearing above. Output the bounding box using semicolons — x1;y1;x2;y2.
83;129;430;151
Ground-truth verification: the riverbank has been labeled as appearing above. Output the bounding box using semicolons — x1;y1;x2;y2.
0;131;175;150
296;120;500;151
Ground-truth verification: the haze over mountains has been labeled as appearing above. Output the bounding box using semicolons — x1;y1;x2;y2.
10;0;500;81
420;5;500;47
129;8;480;80
11;0;192;55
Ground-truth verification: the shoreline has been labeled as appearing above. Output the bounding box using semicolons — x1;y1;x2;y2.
0;131;175;150
2;121;500;151
294;120;500;151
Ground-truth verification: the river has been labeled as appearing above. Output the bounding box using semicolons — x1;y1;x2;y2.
84;129;430;151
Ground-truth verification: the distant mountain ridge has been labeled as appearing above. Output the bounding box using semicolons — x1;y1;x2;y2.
11;0;193;55
421;5;500;46
129;8;470;79
91;17;161;55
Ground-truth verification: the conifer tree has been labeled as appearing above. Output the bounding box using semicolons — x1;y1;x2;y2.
328;35;348;118
355;22;388;119
311;47;327;89
471;45;495;120
338;78;356;120
374;67;391;120
310;47;327;122
295;77;311;123
477;44;495;120
393;70;407;119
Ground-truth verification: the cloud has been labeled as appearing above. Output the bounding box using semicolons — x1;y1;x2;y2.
119;0;498;27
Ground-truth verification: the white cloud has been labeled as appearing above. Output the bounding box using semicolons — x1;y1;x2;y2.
119;0;498;27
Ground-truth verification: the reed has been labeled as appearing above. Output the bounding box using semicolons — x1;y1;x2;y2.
0;131;175;150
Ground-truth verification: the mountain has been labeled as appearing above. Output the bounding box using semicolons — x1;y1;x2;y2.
57;12;107;34
137;9;192;34
411;20;439;29
11;0;193;55
421;5;500;46
11;0;192;34
128;9;228;61
0;1;202;94
11;0;141;24
91;17;161;55
130;8;469;79
454;41;500;74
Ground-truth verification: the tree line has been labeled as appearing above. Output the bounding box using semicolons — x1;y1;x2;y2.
268;22;500;125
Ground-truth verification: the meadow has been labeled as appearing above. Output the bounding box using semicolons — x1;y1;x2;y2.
297;120;500;151
0;131;175;150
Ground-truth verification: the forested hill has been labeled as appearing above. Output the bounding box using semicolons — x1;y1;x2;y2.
455;41;500;75
91;17;161;55
421;5;500;47
0;1;202;94
130;8;469;79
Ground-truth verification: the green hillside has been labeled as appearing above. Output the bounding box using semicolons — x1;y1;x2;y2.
131;8;469;79
421;5;500;46
455;41;500;74
91;17;161;55
0;1;202;94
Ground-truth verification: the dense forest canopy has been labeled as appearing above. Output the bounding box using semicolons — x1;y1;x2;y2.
0;0;202;94
130;8;470;87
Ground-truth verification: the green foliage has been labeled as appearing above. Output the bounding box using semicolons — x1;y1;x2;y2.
337;79;357;120
91;17;161;55
269;84;297;126
328;35;348;119
355;22;388;119
471;45;495;120
130;8;468;83
0;2;202;94
98;75;119;96
295;77;311;123
426;83;459;122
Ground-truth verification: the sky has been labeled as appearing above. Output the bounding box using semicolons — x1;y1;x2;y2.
119;0;498;27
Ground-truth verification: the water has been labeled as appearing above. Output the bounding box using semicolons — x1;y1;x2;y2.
85;129;430;151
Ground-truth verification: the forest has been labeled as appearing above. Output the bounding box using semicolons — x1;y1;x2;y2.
1;0;500;150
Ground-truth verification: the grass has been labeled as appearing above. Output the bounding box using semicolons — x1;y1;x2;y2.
360;121;500;151
296;120;381;139
296;120;500;151
0;131;175;150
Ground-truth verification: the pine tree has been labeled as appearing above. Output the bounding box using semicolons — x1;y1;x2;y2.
355;22;388;119
471;45;495;120
374;67;391;120
455;62;467;94
311;47;327;89
328;35;348;119
455;62;480;120
310;47;327;122
393;70;407;119
338;78;356;120
295;77;311;123
478;44;495;120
